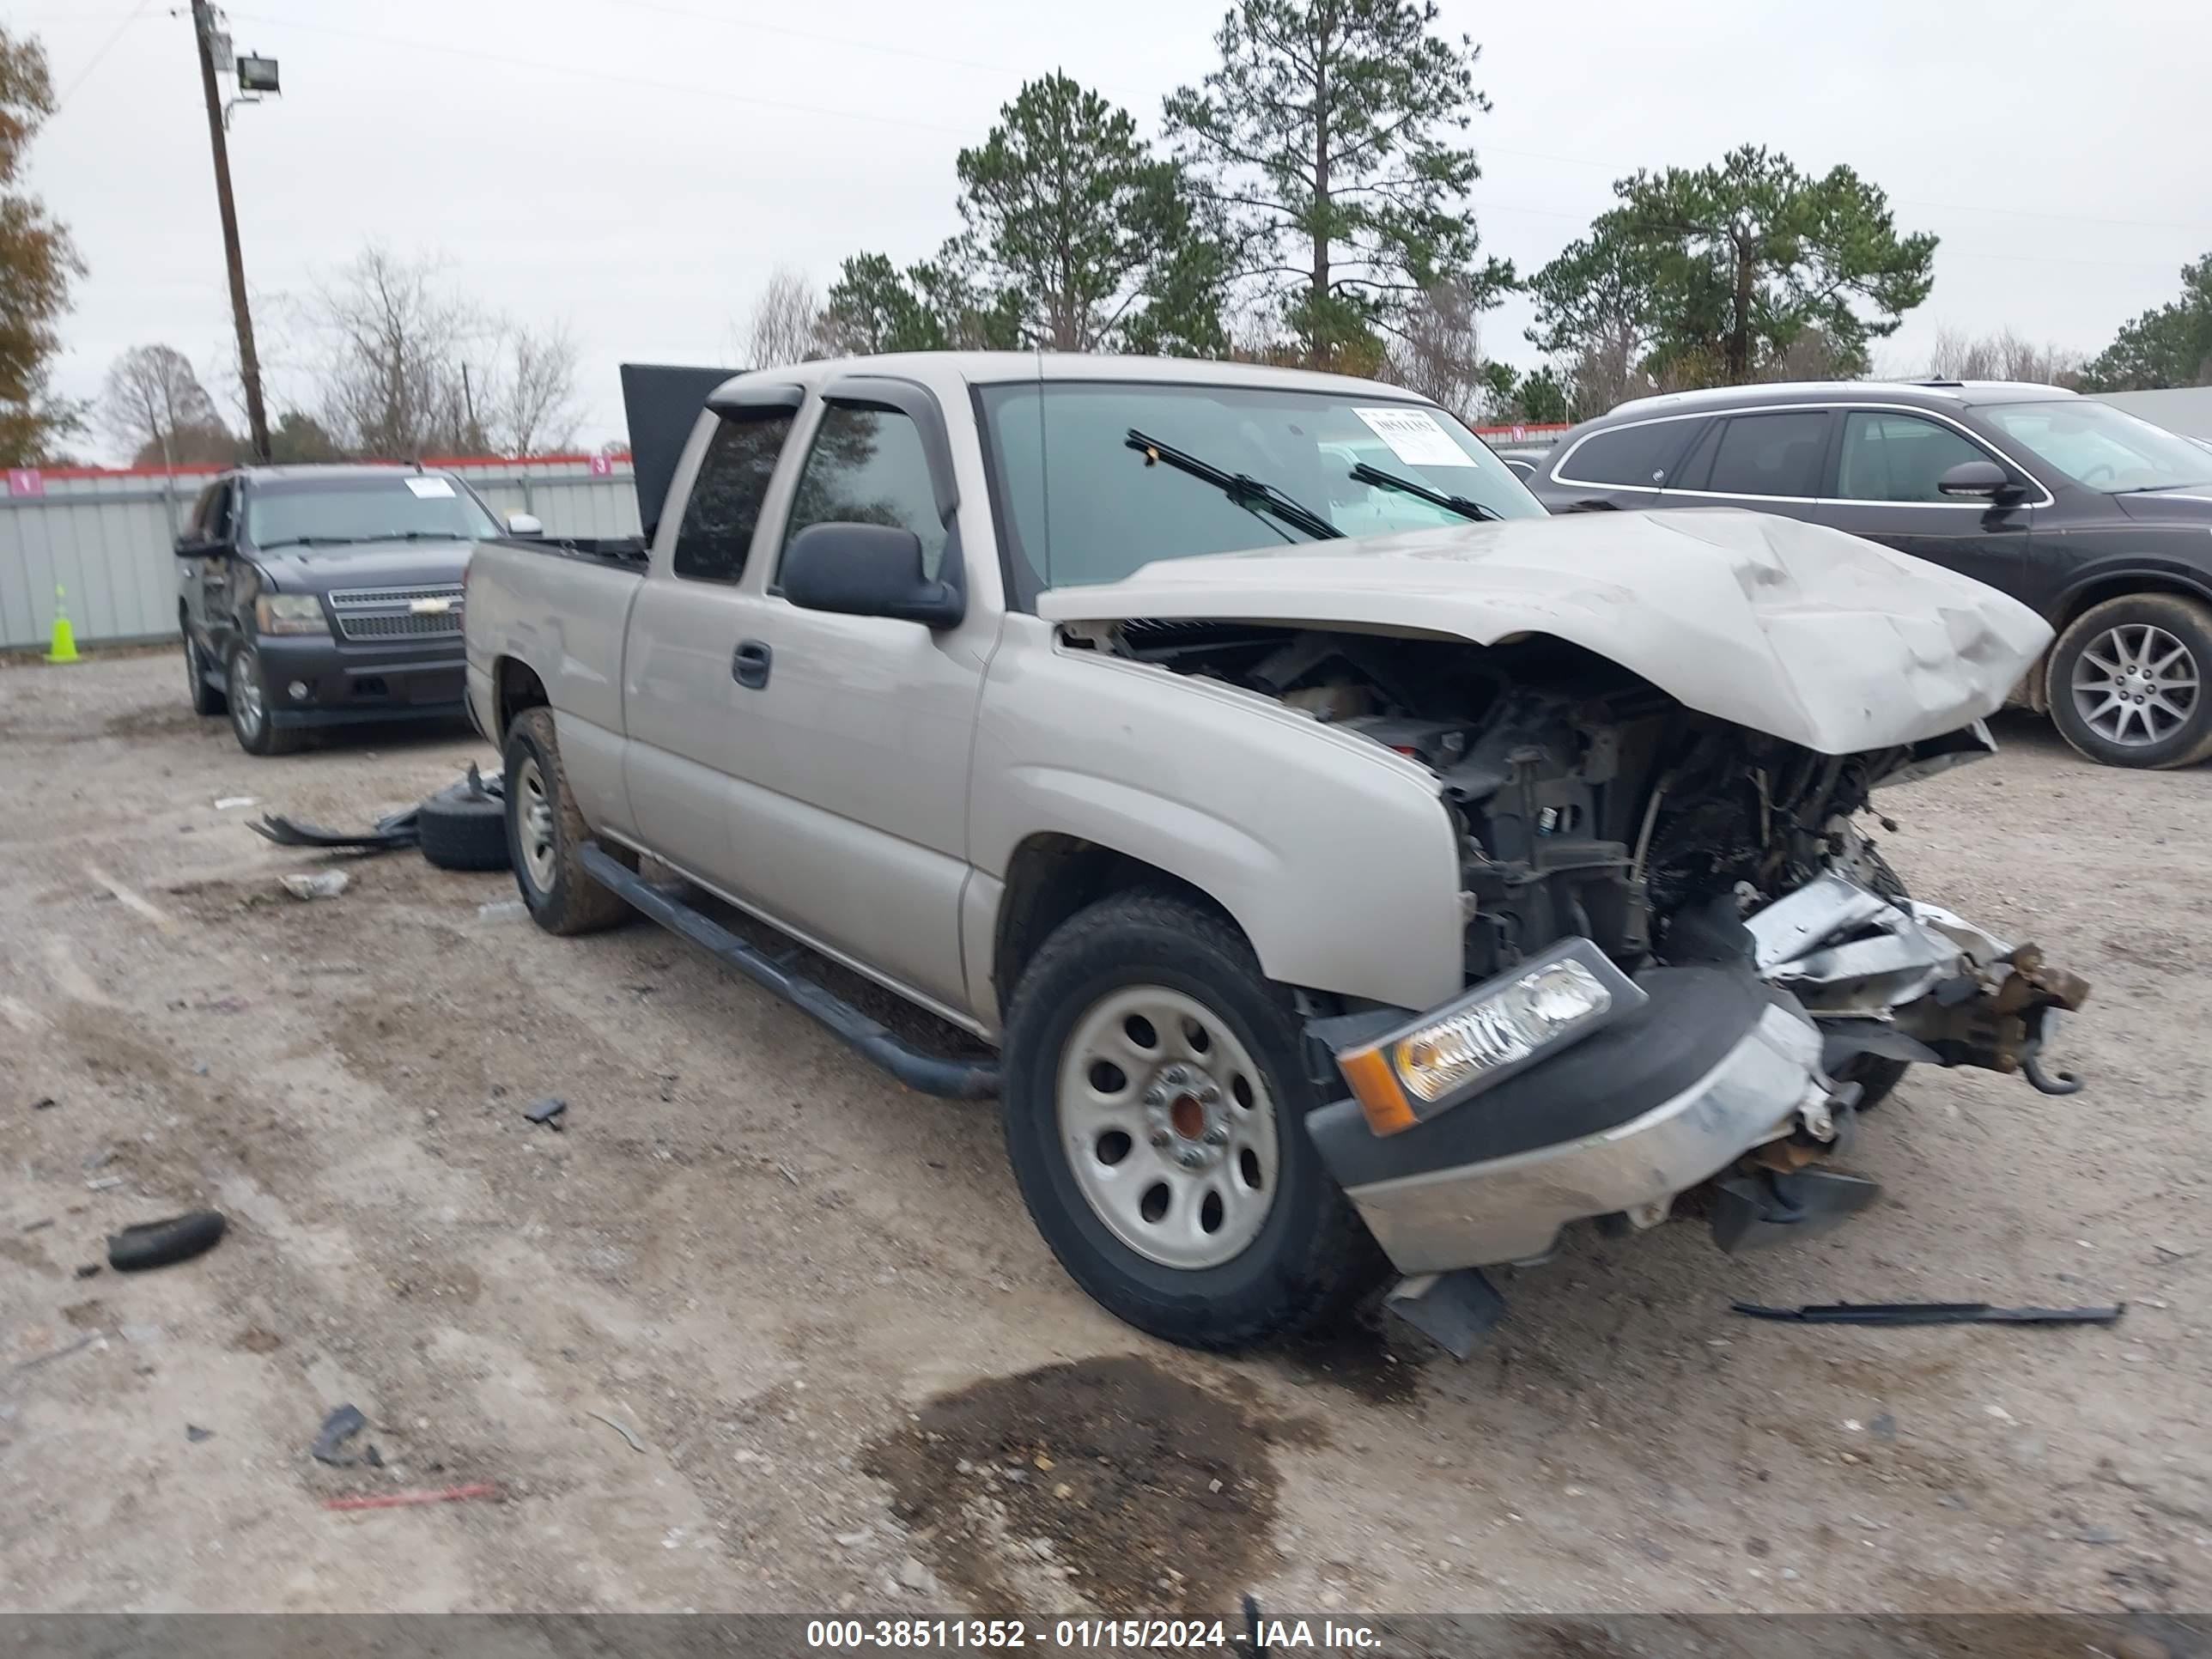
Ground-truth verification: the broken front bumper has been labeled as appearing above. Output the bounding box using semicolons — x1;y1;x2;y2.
1307;874;2088;1279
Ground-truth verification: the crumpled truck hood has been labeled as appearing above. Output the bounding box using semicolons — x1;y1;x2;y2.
1036;507;2052;755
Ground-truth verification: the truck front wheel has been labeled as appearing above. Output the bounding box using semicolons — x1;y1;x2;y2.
1001;890;1382;1351
502;707;631;935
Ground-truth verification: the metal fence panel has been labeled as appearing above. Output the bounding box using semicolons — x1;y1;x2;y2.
0;461;638;651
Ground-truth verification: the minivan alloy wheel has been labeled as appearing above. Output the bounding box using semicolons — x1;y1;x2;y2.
2070;622;2198;748
1054;983;1280;1271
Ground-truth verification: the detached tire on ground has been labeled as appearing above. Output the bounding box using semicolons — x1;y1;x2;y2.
2046;592;2212;770
502;706;631;934
417;775;511;872
1001;889;1384;1352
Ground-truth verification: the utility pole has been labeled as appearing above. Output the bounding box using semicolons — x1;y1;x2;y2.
191;0;271;463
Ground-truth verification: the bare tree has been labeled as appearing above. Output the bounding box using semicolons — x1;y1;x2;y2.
1924;325;2082;386
744;267;822;368
482;321;583;455
100;344;226;466
1384;283;1489;419
310;246;489;459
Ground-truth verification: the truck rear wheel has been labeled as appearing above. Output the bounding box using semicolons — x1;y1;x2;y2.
502;707;630;935
1000;890;1382;1351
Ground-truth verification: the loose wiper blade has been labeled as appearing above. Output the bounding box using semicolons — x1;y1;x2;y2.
1125;428;1340;542
1350;461;1499;523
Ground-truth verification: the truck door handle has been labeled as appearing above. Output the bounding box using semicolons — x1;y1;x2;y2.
732;640;773;689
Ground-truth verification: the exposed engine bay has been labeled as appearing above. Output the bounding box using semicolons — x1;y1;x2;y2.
1101;618;2089;1097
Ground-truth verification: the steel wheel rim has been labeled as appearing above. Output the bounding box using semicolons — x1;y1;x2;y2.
514;755;557;893
230;652;264;738
1054;984;1280;1271
2071;623;2198;747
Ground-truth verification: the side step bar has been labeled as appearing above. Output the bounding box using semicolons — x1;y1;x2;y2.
579;843;1000;1101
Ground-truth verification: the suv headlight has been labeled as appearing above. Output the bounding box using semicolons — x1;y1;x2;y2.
255;593;327;635
1334;939;1646;1135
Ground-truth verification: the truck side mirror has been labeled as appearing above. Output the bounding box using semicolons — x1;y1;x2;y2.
506;512;544;538
781;522;963;629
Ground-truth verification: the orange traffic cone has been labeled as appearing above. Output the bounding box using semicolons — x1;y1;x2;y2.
45;585;80;664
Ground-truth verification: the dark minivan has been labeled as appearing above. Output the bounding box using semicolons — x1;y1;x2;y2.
177;465;537;755
1531;381;2212;769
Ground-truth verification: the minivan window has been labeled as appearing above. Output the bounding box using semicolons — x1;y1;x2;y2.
1836;412;1991;502
1703;410;1829;498
978;380;1541;594
780;405;947;580
1558;421;1693;489
672;411;795;583
1978;400;2211;494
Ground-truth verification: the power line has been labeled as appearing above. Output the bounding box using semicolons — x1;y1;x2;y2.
51;0;155;113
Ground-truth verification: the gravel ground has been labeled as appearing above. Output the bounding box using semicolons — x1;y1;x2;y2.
0;649;2206;1618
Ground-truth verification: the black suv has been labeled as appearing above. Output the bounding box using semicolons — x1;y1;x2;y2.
177;465;532;755
1531;381;2212;769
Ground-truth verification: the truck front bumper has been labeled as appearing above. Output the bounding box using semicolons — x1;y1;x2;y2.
1307;876;2089;1279
253;633;468;726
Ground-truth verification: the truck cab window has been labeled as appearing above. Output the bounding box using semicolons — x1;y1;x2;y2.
779;405;947;580
672;411;796;584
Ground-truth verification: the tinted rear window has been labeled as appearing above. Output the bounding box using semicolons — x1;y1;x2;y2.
1559;422;1695;489
1704;410;1830;497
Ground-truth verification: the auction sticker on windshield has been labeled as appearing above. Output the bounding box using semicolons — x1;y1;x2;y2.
1355;406;1472;468
405;477;457;498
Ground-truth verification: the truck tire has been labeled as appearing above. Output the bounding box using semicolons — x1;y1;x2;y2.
417;776;511;872
1001;889;1383;1352
184;628;226;716
226;643;304;756
502;706;631;935
2046;592;2212;770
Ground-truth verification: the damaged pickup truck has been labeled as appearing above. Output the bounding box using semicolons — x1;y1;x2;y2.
463;354;2089;1355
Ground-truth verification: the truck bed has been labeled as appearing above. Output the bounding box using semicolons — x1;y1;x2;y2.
482;532;649;572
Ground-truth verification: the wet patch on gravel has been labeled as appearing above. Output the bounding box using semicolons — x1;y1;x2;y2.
864;1354;1279;1616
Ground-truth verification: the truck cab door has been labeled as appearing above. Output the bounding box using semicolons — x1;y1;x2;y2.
707;380;991;1018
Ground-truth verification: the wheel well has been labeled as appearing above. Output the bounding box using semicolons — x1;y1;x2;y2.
495;657;550;739
2059;574;2212;632
993;834;1229;1017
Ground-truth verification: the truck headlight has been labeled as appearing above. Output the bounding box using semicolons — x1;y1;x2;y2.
1334;939;1645;1135
255;593;328;635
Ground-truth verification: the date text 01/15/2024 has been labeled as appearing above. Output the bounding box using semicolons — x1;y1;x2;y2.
802;1618;1383;1651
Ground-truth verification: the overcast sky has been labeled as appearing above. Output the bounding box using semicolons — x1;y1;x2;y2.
18;0;2212;461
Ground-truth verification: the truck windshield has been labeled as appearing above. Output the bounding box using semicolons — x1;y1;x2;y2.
978;380;1544;593
246;476;502;550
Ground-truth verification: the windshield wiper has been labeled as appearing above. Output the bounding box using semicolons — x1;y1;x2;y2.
349;530;457;543
1124;428;1341;542
255;535;366;551
1350;461;1500;523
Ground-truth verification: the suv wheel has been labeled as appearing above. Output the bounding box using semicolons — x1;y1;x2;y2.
1000;890;1383;1351
2048;593;2212;769
226;644;303;756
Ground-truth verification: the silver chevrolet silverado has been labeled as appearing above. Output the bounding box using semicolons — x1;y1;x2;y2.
462;353;2088;1356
